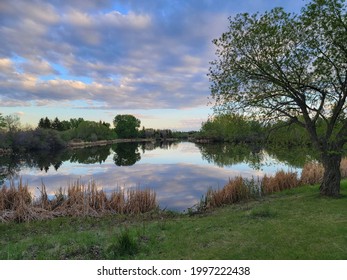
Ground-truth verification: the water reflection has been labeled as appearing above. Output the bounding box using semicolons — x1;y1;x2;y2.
113;143;141;166
0;141;314;211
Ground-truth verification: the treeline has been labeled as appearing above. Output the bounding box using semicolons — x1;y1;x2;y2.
37;116;116;142
0;113;178;154
197;114;311;146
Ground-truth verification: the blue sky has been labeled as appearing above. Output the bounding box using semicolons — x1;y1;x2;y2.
0;0;308;131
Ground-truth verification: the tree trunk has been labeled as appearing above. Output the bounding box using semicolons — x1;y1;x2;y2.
320;153;341;197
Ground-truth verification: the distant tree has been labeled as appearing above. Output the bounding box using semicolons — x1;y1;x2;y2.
0;113;5;129
200;114;263;143
43;117;51;129
69;118;84;129
209;0;347;197
100;121;111;128
52;117;63;131
38;118;45;129
113;114;141;138
61;120;72;131
3;114;20;133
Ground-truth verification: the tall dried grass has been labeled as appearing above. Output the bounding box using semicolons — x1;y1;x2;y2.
0;179;53;222
125;188;157;214
0;179;158;223
200;176;252;210
201;171;300;210
300;161;324;185
300;157;347;185
261;171;300;194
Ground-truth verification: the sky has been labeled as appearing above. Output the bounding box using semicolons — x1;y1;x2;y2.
0;0;309;131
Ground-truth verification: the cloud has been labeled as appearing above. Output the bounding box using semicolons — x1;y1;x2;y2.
0;0;217;110
0;0;310;115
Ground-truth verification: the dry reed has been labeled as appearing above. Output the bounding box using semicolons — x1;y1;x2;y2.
201;176;252;210
300;161;324;185
261;171;300;194
0;178;158;223
201;171;301;210
300;157;347;185
125;188;157;214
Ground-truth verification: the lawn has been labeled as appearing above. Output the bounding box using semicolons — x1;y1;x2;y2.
0;182;346;260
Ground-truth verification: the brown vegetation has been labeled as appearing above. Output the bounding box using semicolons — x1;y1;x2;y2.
201;176;252;210
201;156;347;211
300;158;347;185
201;171;300;211
0;179;157;223
2;157;347;222
262;171;300;194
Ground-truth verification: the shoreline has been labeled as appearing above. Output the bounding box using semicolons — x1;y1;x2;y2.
0;138;182;155
66;138;157;149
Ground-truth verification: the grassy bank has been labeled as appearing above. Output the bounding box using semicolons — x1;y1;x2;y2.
1;181;346;260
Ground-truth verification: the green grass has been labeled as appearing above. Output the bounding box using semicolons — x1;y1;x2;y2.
1;182;346;260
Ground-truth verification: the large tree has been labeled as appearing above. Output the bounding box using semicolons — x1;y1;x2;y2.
113;114;141;139
209;0;347;197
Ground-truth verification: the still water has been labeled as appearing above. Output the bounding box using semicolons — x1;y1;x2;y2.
1;141;305;211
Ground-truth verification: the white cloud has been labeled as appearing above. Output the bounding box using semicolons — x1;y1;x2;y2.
0;0;310;129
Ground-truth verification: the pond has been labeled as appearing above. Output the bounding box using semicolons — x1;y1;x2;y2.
0;141;310;211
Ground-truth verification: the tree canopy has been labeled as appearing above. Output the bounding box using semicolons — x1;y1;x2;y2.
113;114;141;139
209;0;347;197
0;113;5;129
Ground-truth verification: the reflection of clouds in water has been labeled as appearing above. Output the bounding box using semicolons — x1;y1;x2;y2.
12;162;268;211
4;142;300;211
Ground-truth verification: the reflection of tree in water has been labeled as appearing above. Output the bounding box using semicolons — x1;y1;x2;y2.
69;146;110;164
197;142;320;170
112;143;141;166
0;154;21;184
140;141;179;153
265;144;319;168
0;146;113;183
197;143;264;169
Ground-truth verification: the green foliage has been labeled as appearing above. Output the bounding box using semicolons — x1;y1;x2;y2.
209;0;347;196
61;120;116;142
200;114;263;143
266;121;311;146
140;128;173;139
0;113;5;129
69;118;85;129
209;0;347;148
38;117;52;129
38;117;83;131
113;115;140;138
12;129;66;152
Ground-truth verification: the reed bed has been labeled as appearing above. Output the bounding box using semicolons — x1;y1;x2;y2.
202;170;300;211
0;179;158;223
300;161;324;185
262;171;300;194
199;176;256;211
300;157;347;185
201;156;347;211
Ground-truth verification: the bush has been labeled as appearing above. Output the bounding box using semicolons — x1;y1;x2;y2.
61;121;117;142
10;129;66;152
199;114;264;143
